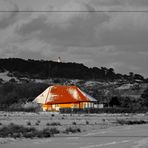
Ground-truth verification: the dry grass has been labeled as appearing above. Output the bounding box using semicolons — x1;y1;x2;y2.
0;111;148;139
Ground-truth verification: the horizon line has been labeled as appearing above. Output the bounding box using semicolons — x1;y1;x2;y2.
1;10;148;13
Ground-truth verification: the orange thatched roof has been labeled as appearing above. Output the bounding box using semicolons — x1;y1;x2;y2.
33;85;96;104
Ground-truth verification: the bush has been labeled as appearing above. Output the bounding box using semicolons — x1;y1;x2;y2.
0;123;60;138
116;119;147;125
0;124;36;138
64;127;81;134
23;102;40;111
35;120;41;126
46;122;61;126
86;121;89;125
48;128;60;135
27;121;31;126
41;129;51;137
7;102;40;112
35;122;39;126
46;123;50;126
72;122;77;125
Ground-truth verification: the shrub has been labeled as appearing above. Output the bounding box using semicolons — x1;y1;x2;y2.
41;129;51;137
27;121;31;126
37;120;41;123
22;102;40;112
116;119;147;125
35;122;39;126
0;124;36;138
46;122;61;126
49;128;60;135
46;123;50;126
86;121;89;125
72;122;77;125
35;120;41;126
7;102;40;112
64;127;81;134
0;123;60;138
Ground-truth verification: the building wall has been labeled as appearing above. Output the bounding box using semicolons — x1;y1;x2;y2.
42;102;95;111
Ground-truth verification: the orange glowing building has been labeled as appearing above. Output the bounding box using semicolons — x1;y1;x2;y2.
33;85;97;111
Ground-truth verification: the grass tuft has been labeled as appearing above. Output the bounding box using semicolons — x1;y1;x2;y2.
86;121;89;125
46;122;61;126
26;121;31;126
72;122;77;125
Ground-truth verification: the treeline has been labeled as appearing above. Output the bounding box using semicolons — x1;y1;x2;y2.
0;58;146;81
0;82;48;107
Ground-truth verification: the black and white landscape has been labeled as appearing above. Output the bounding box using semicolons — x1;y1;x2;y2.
0;0;148;148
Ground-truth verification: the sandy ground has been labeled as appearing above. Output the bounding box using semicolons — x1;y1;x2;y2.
0;111;148;146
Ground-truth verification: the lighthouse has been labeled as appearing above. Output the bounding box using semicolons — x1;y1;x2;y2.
57;57;61;63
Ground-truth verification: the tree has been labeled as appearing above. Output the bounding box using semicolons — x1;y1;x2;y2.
109;96;121;107
134;74;144;81
141;88;148;107
9;78;16;83
106;68;115;80
119;97;132;108
129;72;134;82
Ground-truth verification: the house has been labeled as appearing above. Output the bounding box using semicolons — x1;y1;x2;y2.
33;85;97;111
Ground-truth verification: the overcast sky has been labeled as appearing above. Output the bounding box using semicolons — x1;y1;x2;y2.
0;0;148;77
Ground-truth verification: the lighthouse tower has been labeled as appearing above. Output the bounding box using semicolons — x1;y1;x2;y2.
57;57;61;63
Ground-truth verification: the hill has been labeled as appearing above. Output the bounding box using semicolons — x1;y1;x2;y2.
0;58;146;82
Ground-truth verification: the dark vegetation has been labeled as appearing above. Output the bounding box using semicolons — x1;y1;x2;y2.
46;122;61;126
59;107;148;114
0;123;59;138
0;58;145;81
116;119;148;125
0;82;48;110
64;127;81;134
0;123;81;138
141;87;148;107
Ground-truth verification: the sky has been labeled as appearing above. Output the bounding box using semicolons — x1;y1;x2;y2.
0;0;148;77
